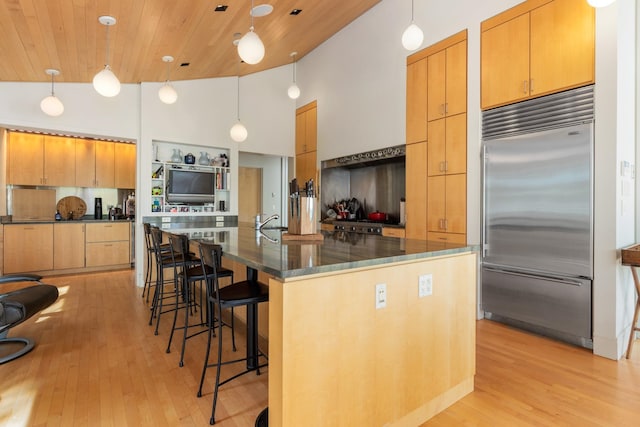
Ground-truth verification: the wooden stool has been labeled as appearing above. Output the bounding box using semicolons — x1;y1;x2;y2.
621;244;640;358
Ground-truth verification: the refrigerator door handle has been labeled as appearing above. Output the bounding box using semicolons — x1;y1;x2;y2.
483;266;585;287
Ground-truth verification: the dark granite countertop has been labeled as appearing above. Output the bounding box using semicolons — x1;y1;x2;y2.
171;226;477;279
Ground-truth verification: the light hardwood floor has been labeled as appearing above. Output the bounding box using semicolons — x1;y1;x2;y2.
1;270;639;426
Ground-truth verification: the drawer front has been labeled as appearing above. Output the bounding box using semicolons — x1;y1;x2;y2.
382;227;406;238
86;241;130;267
427;231;466;245
86;222;130;242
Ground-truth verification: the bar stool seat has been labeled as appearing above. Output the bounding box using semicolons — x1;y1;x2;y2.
196;242;269;425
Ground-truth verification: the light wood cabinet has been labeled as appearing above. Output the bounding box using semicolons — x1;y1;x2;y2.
427;40;467;121
295;101;318;182
405;141;427;240
7;133;75;186
85;222;130;267
114;142;136;189
3;224;54;273
54;223;85;269
427;113;467;177
295;151;317;183
382;227;406;238
295;101;317;154
427;174;466;236
481;0;594;110
406;58;427;144
75;139;116;188
406;31;467;243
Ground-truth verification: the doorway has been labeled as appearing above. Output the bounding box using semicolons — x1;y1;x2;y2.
238;167;262;225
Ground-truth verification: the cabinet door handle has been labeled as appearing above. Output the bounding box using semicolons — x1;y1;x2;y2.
530;79;534;93
444;219;448;230
104;244;113;247
444;103;448;114
523;80;528;94
444;161;448;172
23;227;34;230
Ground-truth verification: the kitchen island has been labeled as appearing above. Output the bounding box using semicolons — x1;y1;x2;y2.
174;225;478;426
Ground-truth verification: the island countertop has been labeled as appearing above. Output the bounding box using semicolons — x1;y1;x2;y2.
172;225;477;279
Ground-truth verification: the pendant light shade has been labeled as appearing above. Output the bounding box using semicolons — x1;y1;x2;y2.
158;55;178;104
237;1;266;65
230;122;248;142
402;1;424;51
238;29;265;65
287;52;301;100
230;71;248;142
93;16;120;97
41;69;64;117
93;66;121;97
586;0;615;6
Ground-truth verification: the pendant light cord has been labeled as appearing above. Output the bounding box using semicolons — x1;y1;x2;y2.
292;56;296;83
105;24;111;67
250;0;255;30
50;73;55;96
236;61;241;120
411;0;415;21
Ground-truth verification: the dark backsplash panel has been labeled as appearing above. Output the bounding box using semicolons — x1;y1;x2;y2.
320;161;405;222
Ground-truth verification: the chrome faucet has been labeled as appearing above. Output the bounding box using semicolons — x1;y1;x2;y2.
255;213;280;230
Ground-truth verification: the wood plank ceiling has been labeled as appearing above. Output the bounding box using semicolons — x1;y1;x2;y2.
0;0;381;84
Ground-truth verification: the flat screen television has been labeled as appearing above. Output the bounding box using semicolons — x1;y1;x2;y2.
166;168;215;204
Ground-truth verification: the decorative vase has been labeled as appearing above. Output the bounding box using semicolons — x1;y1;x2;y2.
171;148;182;163
198;152;210;165
184;152;196;164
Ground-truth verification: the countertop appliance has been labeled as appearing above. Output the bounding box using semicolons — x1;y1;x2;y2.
481;85;594;348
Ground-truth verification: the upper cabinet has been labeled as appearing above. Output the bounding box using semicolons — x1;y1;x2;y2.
8;133;75;186
427;40;467;121
295;101;317;155
76;139;116;188
295;101;318;182
481;0;595;110
114;142;136;189
406;58;428;144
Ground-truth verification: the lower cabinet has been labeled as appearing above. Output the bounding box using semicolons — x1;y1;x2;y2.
54;223;86;270
85;222;130;267
382;227;406;238
3;224;54;273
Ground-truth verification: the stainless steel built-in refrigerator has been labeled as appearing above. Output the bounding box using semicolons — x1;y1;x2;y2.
481;86;594;348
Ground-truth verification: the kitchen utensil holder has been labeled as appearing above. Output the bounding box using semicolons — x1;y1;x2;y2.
288;196;317;235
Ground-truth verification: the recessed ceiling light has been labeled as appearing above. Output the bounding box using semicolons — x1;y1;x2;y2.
180;62;190;67
290;9;302;15
251;4;273;17
214;5;228;12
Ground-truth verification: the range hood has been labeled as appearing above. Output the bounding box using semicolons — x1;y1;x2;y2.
321;145;405;169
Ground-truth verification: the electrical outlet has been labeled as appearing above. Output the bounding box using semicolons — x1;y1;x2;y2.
418;274;433;298
375;283;387;309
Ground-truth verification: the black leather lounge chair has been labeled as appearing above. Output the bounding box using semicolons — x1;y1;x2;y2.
0;274;59;364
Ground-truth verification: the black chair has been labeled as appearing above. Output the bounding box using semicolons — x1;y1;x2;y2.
196;242;269;425
0;274;59;364
142;222;170;303
166;233;209;367
148;227;198;335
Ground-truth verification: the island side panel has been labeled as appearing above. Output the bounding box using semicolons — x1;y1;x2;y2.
268;252;477;426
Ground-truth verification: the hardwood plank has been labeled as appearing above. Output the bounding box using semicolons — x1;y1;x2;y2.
1;271;639;426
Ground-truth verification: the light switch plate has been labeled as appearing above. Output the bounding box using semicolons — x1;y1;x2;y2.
375;283;387;309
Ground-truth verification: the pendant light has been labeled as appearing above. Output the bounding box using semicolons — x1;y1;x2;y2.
40;69;64;117
230;64;248;142
93;15;121;97
287;52;301;100
237;0;265;65
401;0;424;51
586;0;615;6
158;55;178;104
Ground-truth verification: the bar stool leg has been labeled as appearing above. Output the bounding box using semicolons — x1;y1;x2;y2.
626;266;640;359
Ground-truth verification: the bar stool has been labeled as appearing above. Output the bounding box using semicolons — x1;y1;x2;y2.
142;223;169;303
626;266;640;358
196;242;269;425
166;233;209;367
148;227;197;335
